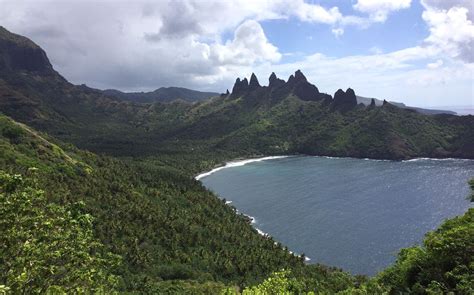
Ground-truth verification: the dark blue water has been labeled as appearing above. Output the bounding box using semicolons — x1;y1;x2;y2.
200;156;474;275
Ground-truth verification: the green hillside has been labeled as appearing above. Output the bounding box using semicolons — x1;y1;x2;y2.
2;114;342;293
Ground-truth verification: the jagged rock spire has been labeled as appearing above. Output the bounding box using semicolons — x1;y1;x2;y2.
269;72;277;83
332;88;357;111
268;72;285;88
369;98;376;108
249;73;261;89
346;88;355;98
287;74;295;84
294;70;307;82
334;89;346;99
231;77;249;97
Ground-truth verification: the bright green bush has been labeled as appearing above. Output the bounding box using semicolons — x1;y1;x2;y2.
0;171;120;293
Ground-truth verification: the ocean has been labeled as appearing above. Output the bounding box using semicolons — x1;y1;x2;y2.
199;156;474;275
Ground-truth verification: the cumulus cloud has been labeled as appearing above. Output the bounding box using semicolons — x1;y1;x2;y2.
421;1;474;63
354;0;412;22
210;20;281;66
0;0;377;89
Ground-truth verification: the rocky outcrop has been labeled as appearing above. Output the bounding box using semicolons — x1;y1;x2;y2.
286;70;326;102
0;26;55;74
248;73;261;90
268;72;285;88
231;77;249;98
370;98;376;108
294;69;307;82
332;88;357;111
231;70;331;103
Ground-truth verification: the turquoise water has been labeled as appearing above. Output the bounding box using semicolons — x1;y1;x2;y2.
200;156;474;275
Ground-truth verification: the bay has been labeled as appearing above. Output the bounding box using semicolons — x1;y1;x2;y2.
200;156;474;275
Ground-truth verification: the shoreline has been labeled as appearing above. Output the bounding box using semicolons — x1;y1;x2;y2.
194;154;472;181
194;155;290;180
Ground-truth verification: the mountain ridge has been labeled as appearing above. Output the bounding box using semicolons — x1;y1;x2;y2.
356;95;457;115
103;86;219;103
0;25;473;162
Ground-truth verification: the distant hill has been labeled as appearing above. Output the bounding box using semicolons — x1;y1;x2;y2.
356;95;457;115
0;24;472;160
103;87;219;103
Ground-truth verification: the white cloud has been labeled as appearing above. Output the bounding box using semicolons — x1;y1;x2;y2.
427;59;443;69
0;0;378;89
354;0;412;22
421;4;474;62
331;28;344;38
210;20;281;66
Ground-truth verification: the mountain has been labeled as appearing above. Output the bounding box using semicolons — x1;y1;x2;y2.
356;95;457;115
103;87;219;103
0;26;57;75
0;25;472;161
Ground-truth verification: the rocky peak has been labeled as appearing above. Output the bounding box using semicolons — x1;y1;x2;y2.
287;70;322;102
0;26;55;74
249;73;261;90
332;88;357;111
369;98;376;108
287;74;295;84
334;89;346;99
231;77;249;97
294;69;307;82
269;72;277;83
268;72;285;88
346;88;356;98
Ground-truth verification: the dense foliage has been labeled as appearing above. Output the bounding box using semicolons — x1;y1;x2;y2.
0;171;119;293
376;208;474;294
0;115;314;292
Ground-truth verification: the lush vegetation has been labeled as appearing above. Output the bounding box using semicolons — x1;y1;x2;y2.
0;115;315;292
0;171;119;293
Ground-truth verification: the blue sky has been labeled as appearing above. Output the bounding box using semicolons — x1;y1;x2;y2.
1;0;473;108
261;2;427;60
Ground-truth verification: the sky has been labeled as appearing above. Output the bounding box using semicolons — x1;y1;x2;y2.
0;0;473;108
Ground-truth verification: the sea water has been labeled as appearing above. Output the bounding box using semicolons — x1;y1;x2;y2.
199;156;474;275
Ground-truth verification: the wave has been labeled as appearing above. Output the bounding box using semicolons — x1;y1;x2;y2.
402;157;472;162
195;156;289;180
241;213;257;224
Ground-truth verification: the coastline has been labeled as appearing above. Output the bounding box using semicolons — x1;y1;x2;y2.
194;155;290;180
194;154;472;266
195;155;472;181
